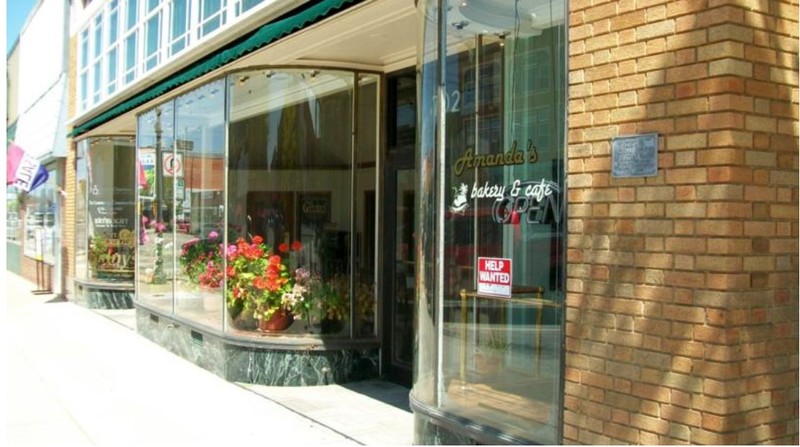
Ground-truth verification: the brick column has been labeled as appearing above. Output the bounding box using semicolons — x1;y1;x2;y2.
565;0;798;444
64;34;78;298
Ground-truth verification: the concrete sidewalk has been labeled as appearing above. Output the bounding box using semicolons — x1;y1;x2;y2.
5;271;413;446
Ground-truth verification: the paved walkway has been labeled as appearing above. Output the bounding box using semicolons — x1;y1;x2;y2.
5;271;413;446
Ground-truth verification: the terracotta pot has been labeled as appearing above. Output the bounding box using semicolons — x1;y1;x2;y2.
258;309;294;332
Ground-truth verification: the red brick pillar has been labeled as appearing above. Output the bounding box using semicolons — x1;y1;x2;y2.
565;0;798;444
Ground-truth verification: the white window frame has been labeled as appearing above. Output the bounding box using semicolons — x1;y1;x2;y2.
77;0;279;115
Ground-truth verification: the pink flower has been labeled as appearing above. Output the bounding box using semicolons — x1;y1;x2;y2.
156;222;166;233
208;230;219;239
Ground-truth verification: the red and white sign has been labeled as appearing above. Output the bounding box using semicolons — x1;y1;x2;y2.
163;153;183;177
477;257;512;297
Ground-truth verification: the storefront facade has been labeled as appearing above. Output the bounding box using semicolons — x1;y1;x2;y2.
411;0;798;445
7;0;70;295
63;0;797;444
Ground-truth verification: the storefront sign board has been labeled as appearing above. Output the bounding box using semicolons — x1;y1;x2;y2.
477;257;512;297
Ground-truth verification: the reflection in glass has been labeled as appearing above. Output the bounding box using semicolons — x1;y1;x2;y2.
84;137;137;283
75;144;88;279
23;171;57;265
136;103;175;313
227;68;377;338
415;0;566;443
174;79;226;331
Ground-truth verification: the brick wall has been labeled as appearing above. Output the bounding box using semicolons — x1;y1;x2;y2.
565;0;798;444
63;34;78;299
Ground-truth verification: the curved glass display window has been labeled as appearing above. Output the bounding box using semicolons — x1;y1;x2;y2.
414;0;566;444
135;69;380;340
227;68;379;338
75;137;137;284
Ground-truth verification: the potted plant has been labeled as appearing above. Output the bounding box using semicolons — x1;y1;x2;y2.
179;230;223;289
225;236;304;332
316;274;349;334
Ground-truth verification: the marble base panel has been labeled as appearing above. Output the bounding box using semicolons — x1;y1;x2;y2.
411;394;541;445
73;281;134;309
136;307;379;386
413;411;477;445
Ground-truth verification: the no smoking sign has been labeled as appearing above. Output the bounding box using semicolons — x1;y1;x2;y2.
163;153;183;177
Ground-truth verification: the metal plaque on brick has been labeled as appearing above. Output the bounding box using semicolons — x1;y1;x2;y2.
612;133;659;178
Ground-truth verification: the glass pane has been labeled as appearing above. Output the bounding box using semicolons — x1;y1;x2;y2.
7;187;23;242
145;14;160;70
227;69;354;337
93;62;102;102
80;30;89;68
136;103;176;314
23;172;57;264
126;0;138;30
170;0;190;55
412;0;439;407
354;73;379;337
124;33;137;82
415;0;566;443
93;16;103;58
109;4;119;43
107;47;118;94
86;137;137;284
239;0;263;15
174;80;226;330
393;168;415;366
200;0;224;37
75;143;88;279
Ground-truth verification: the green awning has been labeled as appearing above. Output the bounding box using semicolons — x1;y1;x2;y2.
69;0;363;138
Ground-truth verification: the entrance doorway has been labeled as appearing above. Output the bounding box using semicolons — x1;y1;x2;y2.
382;69;416;386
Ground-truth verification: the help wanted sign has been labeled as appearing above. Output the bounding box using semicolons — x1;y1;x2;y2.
477;257;512;297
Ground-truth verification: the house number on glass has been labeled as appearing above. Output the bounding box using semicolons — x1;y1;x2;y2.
436;90;462;113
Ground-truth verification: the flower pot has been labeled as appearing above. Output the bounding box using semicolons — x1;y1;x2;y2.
258;309;294;332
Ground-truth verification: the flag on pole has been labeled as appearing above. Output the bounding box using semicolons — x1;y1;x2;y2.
137;159;148;187
7;143;49;192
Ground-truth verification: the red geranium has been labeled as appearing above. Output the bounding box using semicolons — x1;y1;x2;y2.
225;236;304;323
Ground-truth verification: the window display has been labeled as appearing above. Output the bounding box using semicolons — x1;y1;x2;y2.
414;0;566;443
134;69;379;340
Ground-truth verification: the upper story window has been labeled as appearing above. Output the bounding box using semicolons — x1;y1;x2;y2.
76;0;270;115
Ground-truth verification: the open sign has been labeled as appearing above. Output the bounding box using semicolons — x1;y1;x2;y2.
477;257;512;297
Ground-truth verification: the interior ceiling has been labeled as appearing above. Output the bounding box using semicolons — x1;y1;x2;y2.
84;0;417;138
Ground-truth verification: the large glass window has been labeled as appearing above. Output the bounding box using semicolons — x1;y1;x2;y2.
227;68;377;338
77;137;137;283
75;143;88;279
6;187;23;242
415;0;566;444
23;170;58;265
134;70;378;338
136;103;175;313
173;79;226;330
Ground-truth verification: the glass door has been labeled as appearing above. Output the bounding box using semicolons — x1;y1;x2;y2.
382;69;416;386
384;162;415;385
